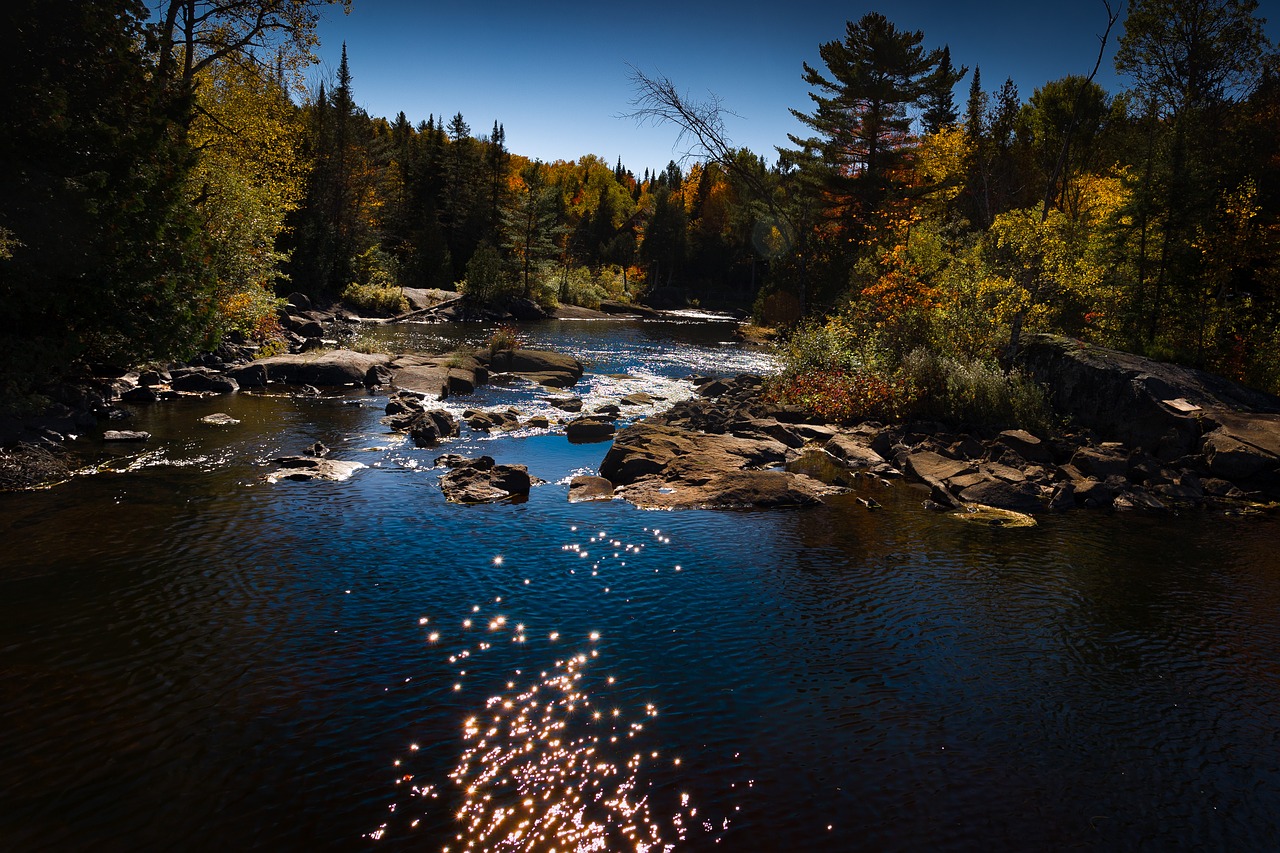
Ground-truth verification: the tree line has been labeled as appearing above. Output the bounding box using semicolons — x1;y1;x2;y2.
1;0;1277;402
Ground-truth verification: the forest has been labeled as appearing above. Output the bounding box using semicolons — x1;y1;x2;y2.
1;0;1277;416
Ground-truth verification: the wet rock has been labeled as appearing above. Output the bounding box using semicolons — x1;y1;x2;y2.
439;456;532;503
524;415;550;429
568;475;616;502
479;349;583;389
593;403;622;418
121;386;159;403
408;410;459;447
548;397;584;412
566;415;616;444
620;392;656;406
464;409;521;432
199;413;240;426
266;456;365;483
103;430;149;442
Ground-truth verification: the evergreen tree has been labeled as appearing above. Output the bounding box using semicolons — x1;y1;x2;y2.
921;46;969;134
786;12;951;242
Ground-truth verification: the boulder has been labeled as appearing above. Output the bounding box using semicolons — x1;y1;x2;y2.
481;348;583;389
825;434;887;468
1069;446;1129;480
439;456;532;503
601;422;790;486
390;352;485;398
1200;412;1280;485
229;350;392;388
171;371;238;394
997;429;1053;463
568;475;616;502
407;410;459;447
566;415;616;443
199;413;240;426
617;467;835;510
548;396;584;412
620;392;656;406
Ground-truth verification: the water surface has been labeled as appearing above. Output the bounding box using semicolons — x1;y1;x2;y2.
2;317;1278;851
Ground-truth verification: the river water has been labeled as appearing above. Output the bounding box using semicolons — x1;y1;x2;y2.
2;316;1279;851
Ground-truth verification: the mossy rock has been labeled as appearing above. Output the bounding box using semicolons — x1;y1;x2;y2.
949;504;1037;528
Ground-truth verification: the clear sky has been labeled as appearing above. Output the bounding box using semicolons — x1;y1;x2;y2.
310;1;1273;176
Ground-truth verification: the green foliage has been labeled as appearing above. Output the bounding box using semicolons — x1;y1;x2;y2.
341;246;409;314
460;243;518;305
0;0;218;393
898;349;1053;431
486;324;521;354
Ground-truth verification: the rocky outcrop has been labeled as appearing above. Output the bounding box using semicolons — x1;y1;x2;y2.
438;456;533;503
596;416;836;509
388;353;487;398
1016;333;1280;458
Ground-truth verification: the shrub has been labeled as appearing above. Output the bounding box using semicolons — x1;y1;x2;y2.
487;324;521;355
898;348;1052;431
766;368;913;424
341;281;409;315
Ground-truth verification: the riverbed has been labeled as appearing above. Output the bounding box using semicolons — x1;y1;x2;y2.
2;315;1279;851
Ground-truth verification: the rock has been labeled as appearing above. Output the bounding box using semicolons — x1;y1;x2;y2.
285;291;313;311
171;370;239;394
548;396;584;412
593;403;622;418
618;467;835;510
620;392;655;406
1069;446;1129;480
525;415;550;429
464;409;521;432
390;352;486;398
199;413;240;426
103;430;149;442
1201;416;1280;482
408;410;459;447
506;297;547;321
266;456;365;483
997;429;1053;463
138;369;170;387
434;453;470;468
1073;478;1116;508
1015;333;1280;458
825;434;887;468
439;456;532;503
599;299;663;318
121;386;159;403
480;348;584;389
566;415;616;443
568;475;616;502
229;350;392;388
306;441;330;457
957;478;1044;513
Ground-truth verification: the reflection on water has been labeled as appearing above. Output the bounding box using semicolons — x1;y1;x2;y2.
2;317;1280;851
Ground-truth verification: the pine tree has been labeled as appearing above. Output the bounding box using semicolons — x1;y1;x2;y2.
921;45;968;134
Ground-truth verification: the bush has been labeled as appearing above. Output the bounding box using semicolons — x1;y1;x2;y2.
766;368;912;424
341;281;409;315
487;324;521;354
461;243;518;305
898;349;1052;431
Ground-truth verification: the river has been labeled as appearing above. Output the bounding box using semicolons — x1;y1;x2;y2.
2;315;1279;851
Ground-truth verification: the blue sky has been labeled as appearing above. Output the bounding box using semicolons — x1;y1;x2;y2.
311;1;1272;176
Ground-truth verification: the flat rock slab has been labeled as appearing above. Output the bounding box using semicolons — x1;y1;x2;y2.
103;430;150;442
199;413;240;426
266;456;365;483
230;350;392;388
